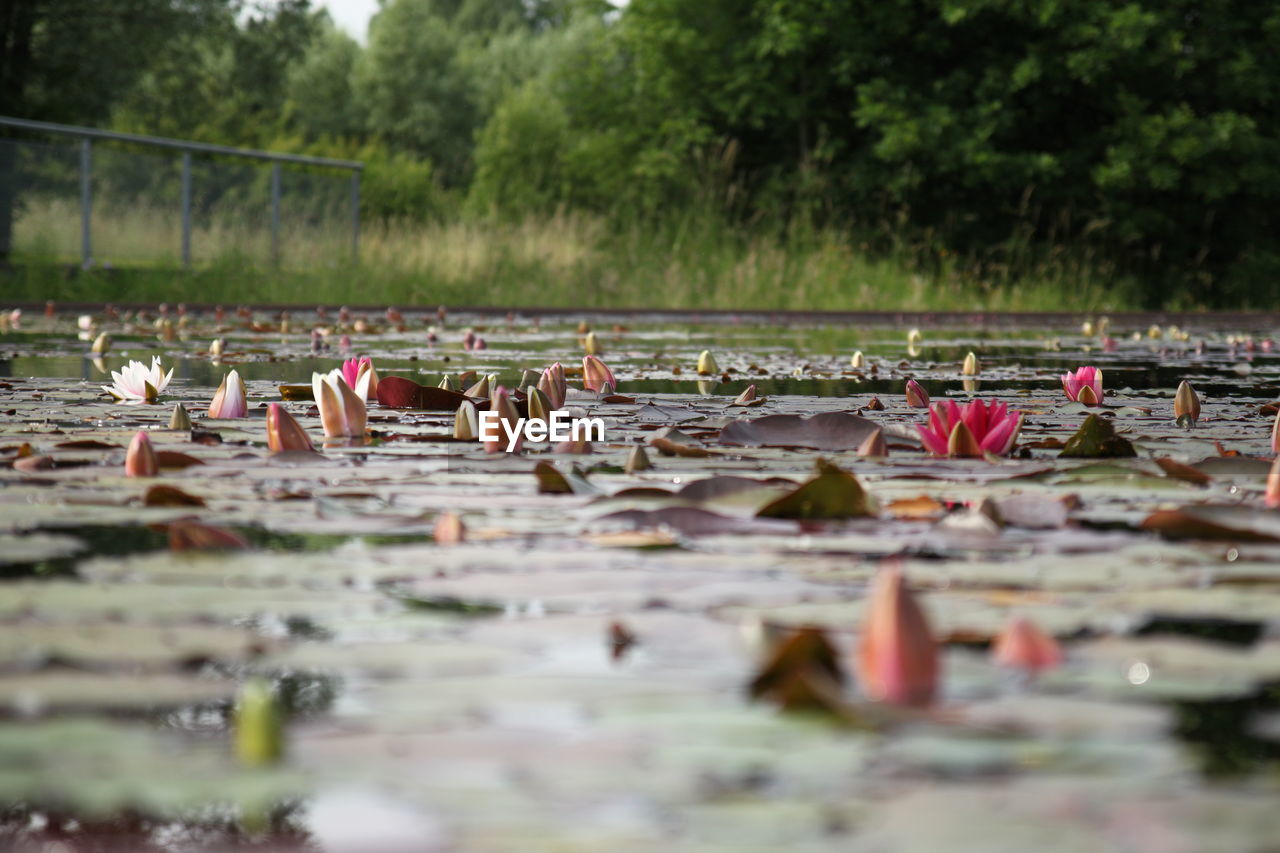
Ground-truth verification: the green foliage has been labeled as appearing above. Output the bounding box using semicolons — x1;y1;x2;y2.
7;0;1280;305
354;0;480;181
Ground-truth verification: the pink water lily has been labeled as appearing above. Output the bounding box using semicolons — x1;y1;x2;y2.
918;399;1024;458
1061;366;1103;405
341;357;378;400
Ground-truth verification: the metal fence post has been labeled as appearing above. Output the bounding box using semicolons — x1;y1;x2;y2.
79;138;92;265
180;151;192;268
350;171;360;265
270;162;281;266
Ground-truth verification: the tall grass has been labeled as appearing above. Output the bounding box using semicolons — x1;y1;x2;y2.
6;197;1134;311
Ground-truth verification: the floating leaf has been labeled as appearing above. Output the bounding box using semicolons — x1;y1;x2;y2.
1059;413;1137;458
143;484;207;507
758;459;875;519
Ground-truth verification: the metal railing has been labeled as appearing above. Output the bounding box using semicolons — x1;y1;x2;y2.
0;116;362;268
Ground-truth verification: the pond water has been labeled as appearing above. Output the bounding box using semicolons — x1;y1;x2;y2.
2;306;1280;852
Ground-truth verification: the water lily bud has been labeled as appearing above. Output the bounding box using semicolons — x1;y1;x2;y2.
696;350;719;375
125;430;159;477
582;356;616;393
1272;409;1280;456
733;384;758;404
462;328;477;351
625;445;652;473
207;369;248;419
1267;456;1280;509
1081;319;1094;336
77;314;95;332
526;385;552;422
857;566;938;706
555;437;592;454
583;331;602;355
992;617;1063;673
234;678;284;767
850;351;865;369
961;352;979;376
1174;381;1200;426
90;332;111;354
169;403;192;431
905;379;930;408
857;428;887;458
484;387;522;453
465;374;490;399
312;371;367;438
1148;324;1162;339
266;403;313;452
907;328;922;346
519;369;540;390
454;400;479;440
434;511;466;545
210;338;224;358
439;374;457;391
946;420;983;458
576;320;590;334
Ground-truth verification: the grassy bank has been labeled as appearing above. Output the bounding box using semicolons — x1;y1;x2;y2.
6;202;1135;311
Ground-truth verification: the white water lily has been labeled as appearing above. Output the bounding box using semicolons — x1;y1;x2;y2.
102;356;173;403
311;370;367;437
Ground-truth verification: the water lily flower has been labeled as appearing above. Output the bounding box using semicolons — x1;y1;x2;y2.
583;356;616;392
311;371;367;438
77;314;95;332
991;617;1063;673
454;400;479;440
169;403;192;430
266;403;313;452
625;445;651;473
207;369;248;418
1267;456;1280;509
539;363;567;408
1174;381;1200;426
103;356;173;403
434;511;466;545
697;350;719;375
917;399;1024;458
125;430;158;477
905;379;930;408
484;386;521;453
341;357;378;401
526;385;552;421
857;566;938;706
1061;366;1103;405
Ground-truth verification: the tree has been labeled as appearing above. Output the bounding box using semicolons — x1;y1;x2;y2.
355;0;479;182
0;0;232;261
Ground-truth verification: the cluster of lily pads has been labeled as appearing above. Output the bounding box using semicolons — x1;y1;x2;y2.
7;301;1280;847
